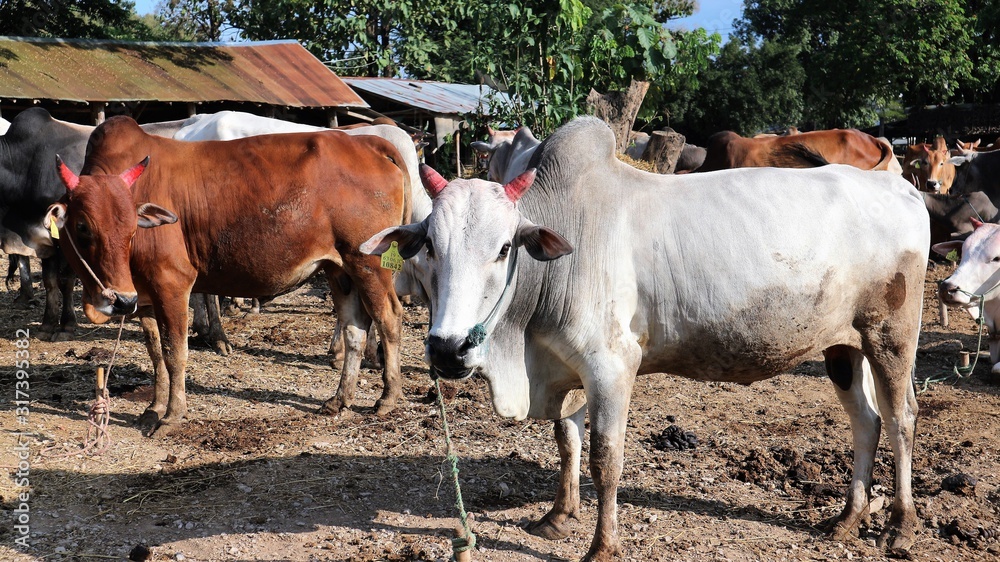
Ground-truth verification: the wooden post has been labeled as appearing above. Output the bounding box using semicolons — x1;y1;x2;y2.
959;351;970;369
186;102;197;117
455;129;461;177
642;130;687;174
326;108;339;128
585;79;650;154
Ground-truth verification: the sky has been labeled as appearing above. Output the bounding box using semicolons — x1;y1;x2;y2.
132;0;745;35
670;0;743;36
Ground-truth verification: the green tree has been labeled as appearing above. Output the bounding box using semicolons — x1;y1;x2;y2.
669;37;805;142
154;0;236;42
738;0;974;128
0;0;153;39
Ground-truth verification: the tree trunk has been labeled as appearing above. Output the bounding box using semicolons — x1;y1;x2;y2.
585;79;650;154
642;130;686;174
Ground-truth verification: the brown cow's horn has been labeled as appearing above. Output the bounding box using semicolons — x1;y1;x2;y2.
55;155;79;191
120;156;150;189
487;125;496;136
972;218;984;229
419;164;448;198
504;169;536;202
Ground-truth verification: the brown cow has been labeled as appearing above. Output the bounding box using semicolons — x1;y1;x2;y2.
45;116;409;437
957;138;1000;152
901;137;955;193
696;128;896;173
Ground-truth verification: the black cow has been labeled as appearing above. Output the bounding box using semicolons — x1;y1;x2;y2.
923;191;998;245
949;150;1000;205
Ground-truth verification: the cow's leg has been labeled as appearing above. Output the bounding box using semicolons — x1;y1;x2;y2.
824;345;881;541
37;256;62;340
989;337;1000;375
10;255;33;305
860;324;920;550
148;292;192;437
526;404;586;540
579;348;640;562
347;261;403;416
137;307;169;431
204;294;232;355
190;293;209;337
53;258;77;341
320;275;368;415
329;319;381;369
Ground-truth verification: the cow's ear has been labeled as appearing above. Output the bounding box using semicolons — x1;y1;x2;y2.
136;202;177;228
470;141;495;154
361;221;428;259
44;203;67;237
517;218;572;261
950;152;977;167
932;240;964;259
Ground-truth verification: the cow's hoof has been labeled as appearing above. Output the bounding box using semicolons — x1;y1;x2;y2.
877;516;918;551
374;398;396;417
361;357;384;370
827;520;858;542
12;294;32;308
51;330;75;342
211;339;233;356
581;543;621;562
148;420;182;439
991;363;1000;376
318;398;344;416
35;329;53;341
525;513;574;541
137;410;162;432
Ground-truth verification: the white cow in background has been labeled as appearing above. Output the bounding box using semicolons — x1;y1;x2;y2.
0;117;10;135
362;117;928;559
173;111;431;361
935;219;1000;373
470;125;541;184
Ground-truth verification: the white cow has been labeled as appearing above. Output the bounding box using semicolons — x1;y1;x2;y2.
935;219;1000;373
470;125;540;184
362;117;927;560
0;117;10;135
173;111;431;361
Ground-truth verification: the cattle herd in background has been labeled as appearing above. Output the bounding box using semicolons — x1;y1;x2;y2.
0;105;996;559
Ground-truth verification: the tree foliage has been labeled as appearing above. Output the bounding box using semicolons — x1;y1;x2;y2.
0;0;154;39
735;0;975;128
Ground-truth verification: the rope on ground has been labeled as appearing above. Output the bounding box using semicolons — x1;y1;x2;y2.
918;292;986;394
40;317;125;458
434;377;477;560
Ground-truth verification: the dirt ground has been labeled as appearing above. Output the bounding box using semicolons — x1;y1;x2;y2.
2;259;1000;562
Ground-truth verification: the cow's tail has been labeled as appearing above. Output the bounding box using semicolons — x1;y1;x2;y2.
394;151;413;226
774;143;830;167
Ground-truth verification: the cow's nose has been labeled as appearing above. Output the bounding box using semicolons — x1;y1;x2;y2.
938;280;959;298
426;334;473;379
112;292;138;314
926;180;941;192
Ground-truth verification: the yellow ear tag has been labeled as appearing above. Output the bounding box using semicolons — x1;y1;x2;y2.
946;249;959;262
49;220;59;240
380;241;403;272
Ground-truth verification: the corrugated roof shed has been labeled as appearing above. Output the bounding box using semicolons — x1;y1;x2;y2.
0;36;367;108
342;77;505;115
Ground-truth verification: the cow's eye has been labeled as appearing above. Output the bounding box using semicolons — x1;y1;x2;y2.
425;239;435;258
498;243;511;260
75;221;91;239
993;256;1000;263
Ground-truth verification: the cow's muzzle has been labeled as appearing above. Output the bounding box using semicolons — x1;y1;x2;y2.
938;279;969;306
426;334;475;380
104;288;139;315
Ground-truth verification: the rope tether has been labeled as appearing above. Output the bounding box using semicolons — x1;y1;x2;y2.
434;377;476;558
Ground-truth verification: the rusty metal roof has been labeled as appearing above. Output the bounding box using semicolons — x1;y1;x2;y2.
0;36;368;108
342;77;507;115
